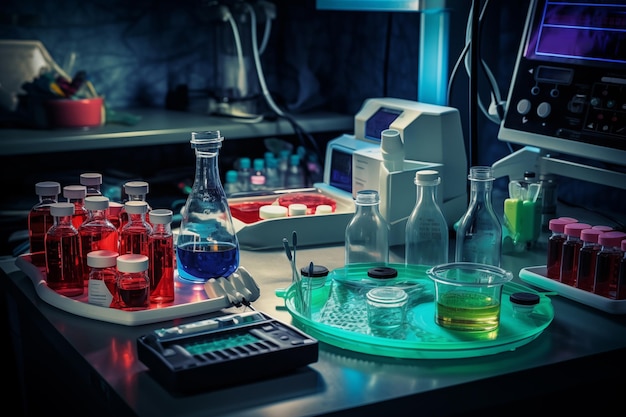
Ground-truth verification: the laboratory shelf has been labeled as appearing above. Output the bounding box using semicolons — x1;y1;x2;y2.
0;108;353;155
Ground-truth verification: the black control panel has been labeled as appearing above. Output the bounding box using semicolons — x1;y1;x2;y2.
499;0;626;165
503;61;626;151
137;311;318;394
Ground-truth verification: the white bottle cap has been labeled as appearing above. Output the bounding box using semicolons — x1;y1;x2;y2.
63;185;87;199
50;202;75;216
116;254;149;272
124;181;149;195
80;173;102;186
84;196;110;210
35;181;61;196
259;205;288;219
124;201;148;214
380;129;404;172
288;203;307;216
149;209;173;224
315;204;333;215
87;250;119;268
415;170;441;186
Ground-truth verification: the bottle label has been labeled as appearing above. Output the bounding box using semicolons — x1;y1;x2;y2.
88;279;114;307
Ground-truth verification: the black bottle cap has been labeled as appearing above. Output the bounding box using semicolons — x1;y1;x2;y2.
509;292;540;306
367;267;398;279
300;264;329;278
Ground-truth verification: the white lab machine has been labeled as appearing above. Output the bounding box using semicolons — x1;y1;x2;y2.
322;97;468;245
228;97;467;249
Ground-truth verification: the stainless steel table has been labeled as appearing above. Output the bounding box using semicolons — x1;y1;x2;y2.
2;241;626;417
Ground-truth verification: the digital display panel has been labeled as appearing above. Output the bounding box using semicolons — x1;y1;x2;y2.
526;1;626;65
365;107;402;141
329;148;353;193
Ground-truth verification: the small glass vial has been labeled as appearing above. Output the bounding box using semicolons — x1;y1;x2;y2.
80;172;103;197
87;249;119;308
285;154;306;189
455;166;502;267
345;189;390;265
594;231;626;298
63;184;88;229
224;170;241;196
366;286;408;336
250;158;267;191
546;218;577;280
148;209;175;304
237;157;252;193
28;181;61;266
405;170;449;267
617;239;626;300
300;263;330;316
576;228;605;292
45;202;84;297
119;201;153;256
116;254;150;311
118;181;152;228
559;222;591;286
79;196;120;283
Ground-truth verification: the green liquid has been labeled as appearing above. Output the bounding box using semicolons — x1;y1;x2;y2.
436;291;501;332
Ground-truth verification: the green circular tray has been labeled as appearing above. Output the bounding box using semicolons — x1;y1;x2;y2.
276;263;554;359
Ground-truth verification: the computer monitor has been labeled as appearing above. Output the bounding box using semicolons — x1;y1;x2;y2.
497;0;626;172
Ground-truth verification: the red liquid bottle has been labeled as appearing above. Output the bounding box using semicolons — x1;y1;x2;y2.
546;218;577;280
79;196;119;283
80;172;103;197
116;254;150;311
616;239;626;300
594;231;626;298
28;181;61;267
148;209;175;305
576;228;604;293
108;201;123;229
63;185;88;230
119;201;152;256
45;202;84;297
118;181;152;229
87;249;119;308
559;222;590;286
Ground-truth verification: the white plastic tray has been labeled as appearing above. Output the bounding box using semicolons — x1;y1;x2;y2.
15;254;238;326
519;265;626;314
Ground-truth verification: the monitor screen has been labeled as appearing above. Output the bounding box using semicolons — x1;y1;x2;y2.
364;107;402;142
498;0;626;168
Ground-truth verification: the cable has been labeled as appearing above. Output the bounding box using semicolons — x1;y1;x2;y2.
244;2;324;168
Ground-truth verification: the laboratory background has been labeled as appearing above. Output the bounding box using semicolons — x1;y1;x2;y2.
1;0;626;416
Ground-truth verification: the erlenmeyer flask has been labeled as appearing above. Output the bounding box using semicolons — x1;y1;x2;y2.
176;131;240;283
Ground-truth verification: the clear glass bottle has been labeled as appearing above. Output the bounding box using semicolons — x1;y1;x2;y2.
224;170;241;197
455;166;502;267
28;181;61;267
176;131;240;283
45;202;84;297
345;189;389;265
118;181;152;228
264;156;282;190
87;249;119;308
237;157;252;193
559;222;591;286
405;170;449;267
80;172;103;197
285;154;306;189
63;184;88;230
119;201;153;256
250;158;267;191
594;231;626;298
576;228;605;292
79;196;120;283
148;209;175;304
116;254;150;311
